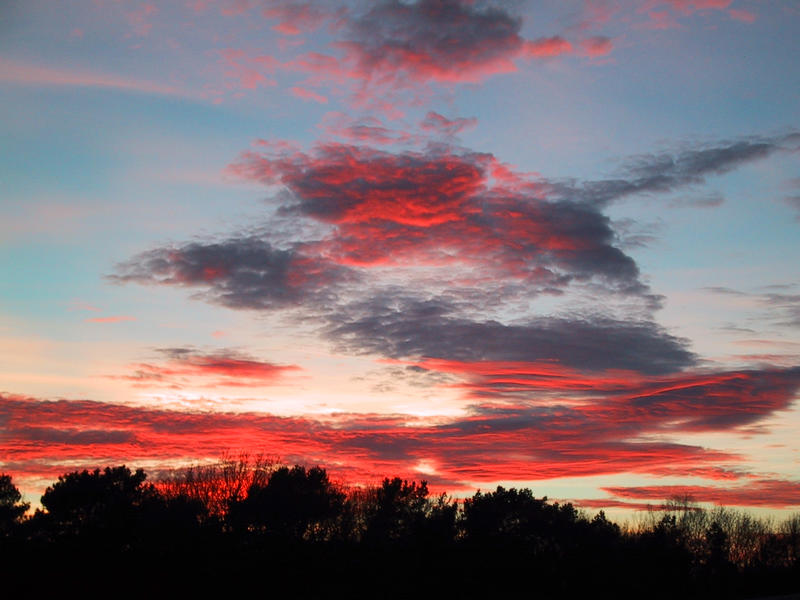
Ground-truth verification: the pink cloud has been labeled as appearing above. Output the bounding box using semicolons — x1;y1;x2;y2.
419;112;477;137
219;49;279;90
85;315;136;324
581;36;614;57
524;36;574;58
728;8;756;23
291;85;328;103
0;58;189;98
263;1;340;36
125;3;158;37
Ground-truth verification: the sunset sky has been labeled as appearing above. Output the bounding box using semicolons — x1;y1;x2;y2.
1;0;799;516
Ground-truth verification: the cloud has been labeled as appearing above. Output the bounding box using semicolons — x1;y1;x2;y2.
7;374;797;497
321;114;415;145
603;479;800;509
262;1;343;35
668;192;725;208
704;286;800;330
640;0;755;28
785;195;800;221
573;498;699;511
727;8;756;23
580;36;614;57
524;36;573;58
762;293;800;328
85;316;136;324
125;2;158;37
294;0;602;94
548;134;799;207
227;143;652;298
328;297;694;374
0;58;190;99
112;347;301;389
419;111;477;137
116;134;796;380
290;85;328;103
110;237;356;310
338;0;527;84
219;48;279;90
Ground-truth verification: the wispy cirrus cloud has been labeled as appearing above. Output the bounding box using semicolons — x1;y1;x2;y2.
0;57;191;99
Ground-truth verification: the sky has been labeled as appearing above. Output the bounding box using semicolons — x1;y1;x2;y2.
1;0;799;517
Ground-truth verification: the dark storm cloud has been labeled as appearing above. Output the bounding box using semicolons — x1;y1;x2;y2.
326;296;695;374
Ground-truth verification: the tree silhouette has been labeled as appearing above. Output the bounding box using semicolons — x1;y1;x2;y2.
361;478;437;543
0;474;29;533
461;486;581;548
230;465;344;540
38;465;158;545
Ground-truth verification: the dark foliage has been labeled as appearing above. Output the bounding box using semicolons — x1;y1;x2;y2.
2;463;798;598
0;474;29;533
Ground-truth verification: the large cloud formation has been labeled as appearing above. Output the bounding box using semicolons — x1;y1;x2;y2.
4;366;800;504
113;134;797;382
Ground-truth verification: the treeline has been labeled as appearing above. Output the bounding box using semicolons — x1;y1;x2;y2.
1;458;798;598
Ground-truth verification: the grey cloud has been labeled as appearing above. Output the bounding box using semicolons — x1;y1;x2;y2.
326;296;695;374
10;427;135;445
344;0;525;78
553;134;799;206
110;237;356;310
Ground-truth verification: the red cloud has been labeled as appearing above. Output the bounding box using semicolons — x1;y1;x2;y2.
524;37;573;58
112;348;301;389
273;0;607;100
603;479;800;509
9;362;797;501
418;360;800;434
1;391;755;500
227;142;641;290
